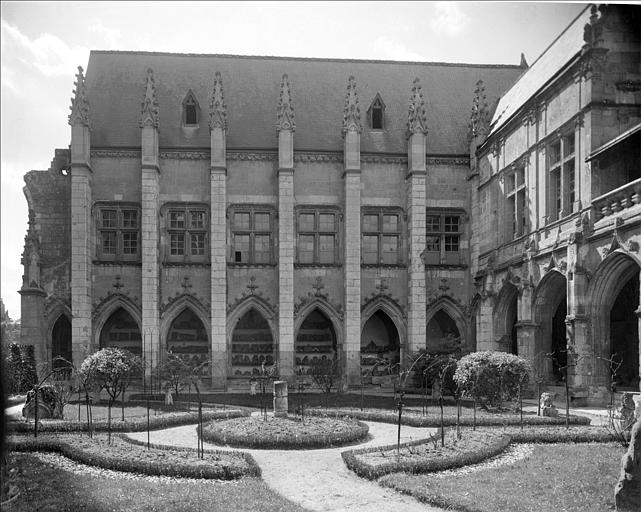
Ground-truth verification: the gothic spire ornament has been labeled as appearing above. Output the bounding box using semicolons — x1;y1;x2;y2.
469;79;491;141
209;71;227;130
407;78;428;136
68;66;91;127
139;68;159;128
276;74;295;132
342;76;362;136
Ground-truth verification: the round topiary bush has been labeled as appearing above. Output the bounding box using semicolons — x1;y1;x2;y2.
200;415;369;449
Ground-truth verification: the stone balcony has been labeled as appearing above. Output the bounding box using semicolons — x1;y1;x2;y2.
592;177;641;220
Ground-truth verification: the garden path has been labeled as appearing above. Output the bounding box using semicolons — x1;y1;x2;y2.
125;418;442;512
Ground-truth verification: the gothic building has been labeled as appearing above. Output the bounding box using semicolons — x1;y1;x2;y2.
20;4;640;401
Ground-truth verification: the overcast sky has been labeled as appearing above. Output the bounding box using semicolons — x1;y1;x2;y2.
0;1;590;319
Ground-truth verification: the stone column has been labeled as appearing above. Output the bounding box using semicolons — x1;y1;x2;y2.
68;66;93;366
139;69;161;380
209;72;228;389
277;74;296;383
406;79;428;355
342;76;362;387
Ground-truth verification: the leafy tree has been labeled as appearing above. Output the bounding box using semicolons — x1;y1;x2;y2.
454;351;531;411
310;351;341;410
79;348;139;444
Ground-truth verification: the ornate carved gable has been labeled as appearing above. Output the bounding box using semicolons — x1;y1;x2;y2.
276;74;295;132
468;80;491;141
407;78;428;136
68;66;91;127
209;71;227;130
139;68;159;129
342;76;362;135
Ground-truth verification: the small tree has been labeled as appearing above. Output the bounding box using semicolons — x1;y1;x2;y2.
546;348;584;429
80;348;139;444
310;352;341;411
454;351;531;411
256;362;279;420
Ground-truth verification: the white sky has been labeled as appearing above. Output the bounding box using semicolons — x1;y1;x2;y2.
0;1;591;320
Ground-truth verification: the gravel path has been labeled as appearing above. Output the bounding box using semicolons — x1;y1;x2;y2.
125;420;442;512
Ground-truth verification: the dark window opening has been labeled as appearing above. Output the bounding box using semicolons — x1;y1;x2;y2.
372;105;383;129
185;103;197;125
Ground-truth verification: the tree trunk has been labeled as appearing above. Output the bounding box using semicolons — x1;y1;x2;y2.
440;396;445;447
108;399;112;445
33;387;38;438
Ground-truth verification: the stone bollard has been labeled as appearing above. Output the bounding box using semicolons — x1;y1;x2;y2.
614;418;641;511
273;380;288;418
540;392;558;417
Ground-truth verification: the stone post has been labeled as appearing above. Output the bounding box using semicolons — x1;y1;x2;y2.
406;78;428;356
277;74;296;383
342;76;362;388
139;69;161;382
68;66;93;366
273;380;288;418
209;72;228;389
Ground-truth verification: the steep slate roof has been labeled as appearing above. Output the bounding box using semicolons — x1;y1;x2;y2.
489;5;592;136
85;51;524;155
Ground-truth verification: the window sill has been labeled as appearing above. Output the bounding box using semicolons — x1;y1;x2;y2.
93;259;141;266
294;263;343;269
228;262;277;268
361;263;407;269
164;261;210;267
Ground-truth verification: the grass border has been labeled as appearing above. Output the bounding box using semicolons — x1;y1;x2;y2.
199;416;370;449
308;407;591;427
341;430;511;480
7;434;260;479
6;408;250;433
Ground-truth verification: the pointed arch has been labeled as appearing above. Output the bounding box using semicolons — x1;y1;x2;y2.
295;302;341;375
367;93;386;130
226;295;277;343
229;306;276;378
361;295;406;350
93;295;142;353
493;282;519;353
182;89;200;126
160;294;211;347
51;314;72;371
588;249;641;387
294;297;343;348
426;296;467;352
46;299;71;355
361;306;401;372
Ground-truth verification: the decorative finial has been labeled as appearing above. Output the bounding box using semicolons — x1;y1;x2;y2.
407;78;428;137
276;74;295;132
468;80;491;141
342;76;362;136
68;66;91;127
139;68;159;129
209;71;227;130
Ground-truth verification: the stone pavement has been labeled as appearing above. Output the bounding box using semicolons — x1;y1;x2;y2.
125;419;443;512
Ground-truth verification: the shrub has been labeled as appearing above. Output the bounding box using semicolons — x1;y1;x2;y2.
6;343;38;393
409;345;461;395
454;351;531;410
342;431;511;480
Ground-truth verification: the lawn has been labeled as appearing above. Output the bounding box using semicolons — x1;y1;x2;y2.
2;452;307;512
379;442;623;512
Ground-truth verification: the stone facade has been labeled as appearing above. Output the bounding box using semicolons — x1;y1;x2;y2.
19;4;640;398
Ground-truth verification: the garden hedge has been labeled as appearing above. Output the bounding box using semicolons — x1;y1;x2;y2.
199;416;370;449
306;407;591;427
7;408;250;433
342;431;511;480
7;434;260;479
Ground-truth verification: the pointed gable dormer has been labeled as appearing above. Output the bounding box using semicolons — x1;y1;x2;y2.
276;74;296;132
182;89;200;126
367;93;386;130
139;68;159;129
209;72;227;131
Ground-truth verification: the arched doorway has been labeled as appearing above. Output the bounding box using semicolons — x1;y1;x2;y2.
426;310;461;353
167;308;209;376
361;310;400;375
494;283;519;354
610;273;640;389
99;307;142;355
230;308;274;378
51;315;72;370
551;298;567;383
295;309;337;375
534;271;567;383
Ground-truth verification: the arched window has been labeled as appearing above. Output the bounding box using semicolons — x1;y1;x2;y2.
183;90;199;126
52;315;72;369
368;94;385;130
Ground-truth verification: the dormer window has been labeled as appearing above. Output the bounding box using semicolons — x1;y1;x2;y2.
182;90;199;126
368;94;385;130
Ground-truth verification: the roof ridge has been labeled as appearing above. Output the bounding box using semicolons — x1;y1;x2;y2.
88;49;524;69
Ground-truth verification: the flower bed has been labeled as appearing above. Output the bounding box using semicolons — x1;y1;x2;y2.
7;433;260;479
200;415;369;449
307;407;591;427
342;429;511;480
7;408;249;433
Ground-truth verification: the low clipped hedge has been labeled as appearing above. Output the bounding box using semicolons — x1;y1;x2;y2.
200;415;370;449
7;408;249;434
506;425;624;444
7;433;260;479
342;430;511;480
307;407;591;427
